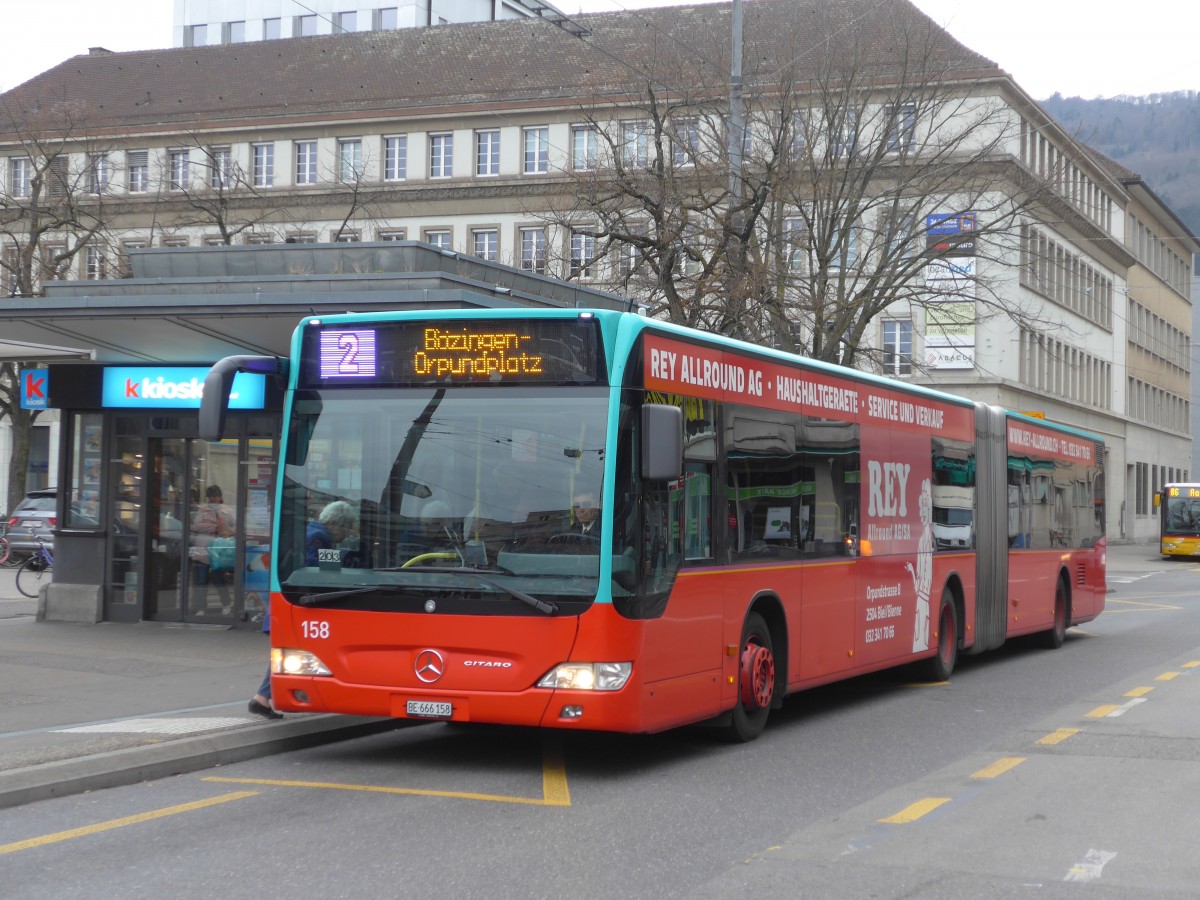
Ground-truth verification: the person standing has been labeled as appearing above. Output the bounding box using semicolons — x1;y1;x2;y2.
190;484;235;614
248;594;283;720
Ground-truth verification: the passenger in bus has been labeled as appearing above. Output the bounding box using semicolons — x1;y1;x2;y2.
306;500;360;566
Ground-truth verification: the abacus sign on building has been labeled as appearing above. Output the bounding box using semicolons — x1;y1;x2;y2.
301;316;605;387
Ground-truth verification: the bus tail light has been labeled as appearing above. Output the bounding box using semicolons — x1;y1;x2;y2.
272;647;333;677
537;662;632;691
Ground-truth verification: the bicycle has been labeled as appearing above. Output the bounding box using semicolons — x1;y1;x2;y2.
16;540;54;598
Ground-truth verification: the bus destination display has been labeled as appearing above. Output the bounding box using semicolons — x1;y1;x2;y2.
303;318;604;387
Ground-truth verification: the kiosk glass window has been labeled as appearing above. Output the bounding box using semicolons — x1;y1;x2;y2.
67;412;104;528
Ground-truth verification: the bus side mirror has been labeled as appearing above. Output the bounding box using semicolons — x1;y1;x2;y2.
199;355;287;442
641;403;683;481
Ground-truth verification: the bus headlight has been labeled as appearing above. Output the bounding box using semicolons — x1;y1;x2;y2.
271;647;333;676
536;662;631;691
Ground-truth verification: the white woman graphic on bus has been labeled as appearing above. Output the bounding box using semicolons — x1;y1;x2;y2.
905;479;934;652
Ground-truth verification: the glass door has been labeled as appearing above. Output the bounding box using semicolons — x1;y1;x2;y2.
145;438;188;620
185;438;241;620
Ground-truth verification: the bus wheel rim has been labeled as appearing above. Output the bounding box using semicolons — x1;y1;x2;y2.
939;605;954;666
740;642;775;710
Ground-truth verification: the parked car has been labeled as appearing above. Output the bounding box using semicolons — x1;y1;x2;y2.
5;488;59;555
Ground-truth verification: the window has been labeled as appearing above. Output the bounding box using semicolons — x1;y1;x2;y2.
789;111;808;161
376;8;398;30
119;239;147;276
882;320;913;375
295;141;317;185
9;157;31;198
338;138;363;182
46;156;68;199
384;136;407;181
472;228;498;261
834;110;858;159
127;150;148;193
831;216;860;268
782;216;804;271
570;230;597;279
85;244;107;280
335;231;361;242
884;210;916;259
571;125;597;171
209;146;233;189
618;239;642;278
223;21;246;43
429;133;453;178
523;126;549;174
520;227;547;274
244;233;272;245
475;129;500;176
335;11;357;32
1;245;19;295
88;154;110;194
161;236;189;248
621;121;649;168
39;244;67;283
186;24;207;47
886;103;916;154
377;228;406;241
264;18;281;40
169;149;190;191
673;117;699;167
252;143;274;187
424;229;451;250
297;15;319;36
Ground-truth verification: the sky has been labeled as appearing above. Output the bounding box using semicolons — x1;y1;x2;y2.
0;0;1195;99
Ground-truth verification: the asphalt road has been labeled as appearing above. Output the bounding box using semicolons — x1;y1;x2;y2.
3;547;1199;898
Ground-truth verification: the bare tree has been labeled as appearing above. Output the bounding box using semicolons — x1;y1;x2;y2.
547;7;1069;372
0;95;115;512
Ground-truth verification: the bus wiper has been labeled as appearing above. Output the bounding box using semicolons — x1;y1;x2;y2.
398;566;559;615
295;585;407;607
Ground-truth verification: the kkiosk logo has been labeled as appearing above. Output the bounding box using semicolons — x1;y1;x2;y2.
102;367;266;410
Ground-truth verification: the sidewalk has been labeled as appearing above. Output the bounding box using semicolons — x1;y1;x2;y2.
0;566;396;810
0;542;1172;810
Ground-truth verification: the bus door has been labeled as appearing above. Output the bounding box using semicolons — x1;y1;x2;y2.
857;426;932;668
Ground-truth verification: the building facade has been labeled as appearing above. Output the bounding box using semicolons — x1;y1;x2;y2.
173;0;564;46
2;0;1196;549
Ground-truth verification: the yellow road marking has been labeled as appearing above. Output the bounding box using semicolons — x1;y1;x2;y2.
1086;705;1121;718
1038;728;1079;745
878;797;951;824
0;792;258;856
205;776;558;805
206;745;572;807
1102;598;1181;612
1125;687;1154;698
971;757;1025;779
1156;671;1181;681
1183;661;1200;669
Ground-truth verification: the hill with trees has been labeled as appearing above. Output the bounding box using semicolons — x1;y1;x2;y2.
1040;91;1200;239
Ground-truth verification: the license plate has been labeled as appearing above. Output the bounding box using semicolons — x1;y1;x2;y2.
23;520;42;529
406;700;453;719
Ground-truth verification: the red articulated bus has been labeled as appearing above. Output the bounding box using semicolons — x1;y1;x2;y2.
203;308;1106;741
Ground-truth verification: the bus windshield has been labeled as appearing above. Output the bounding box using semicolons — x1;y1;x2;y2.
1164;494;1200;535
278;386;608;606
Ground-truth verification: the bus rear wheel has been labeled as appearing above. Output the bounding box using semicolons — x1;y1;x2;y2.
726;612;775;743
1039;578;1069;649
918;589;958;682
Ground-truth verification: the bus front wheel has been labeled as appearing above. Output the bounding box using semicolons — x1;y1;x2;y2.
725;612;775;743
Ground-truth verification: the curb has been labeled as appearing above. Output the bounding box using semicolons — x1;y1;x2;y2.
0;715;401;811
